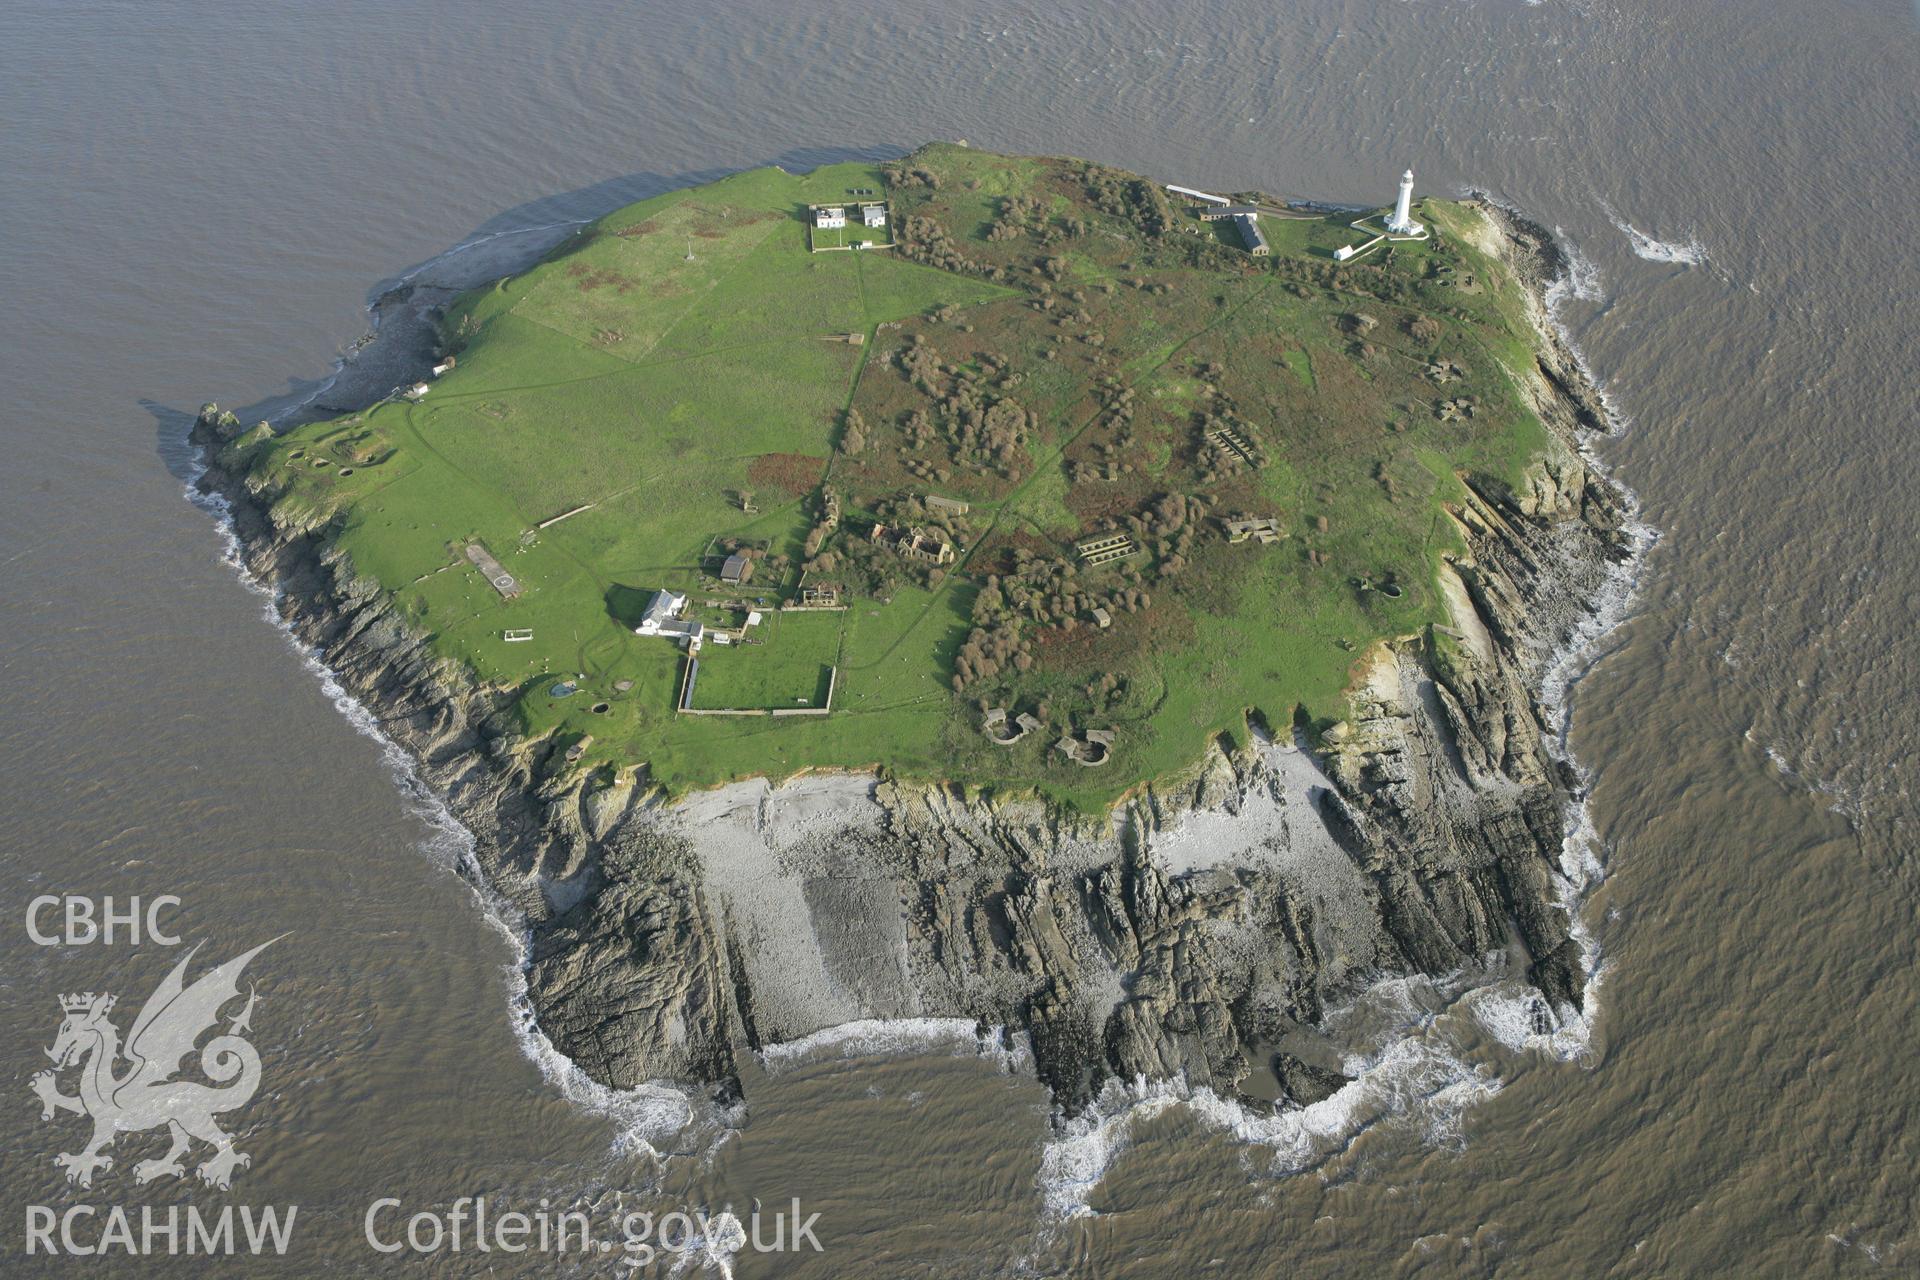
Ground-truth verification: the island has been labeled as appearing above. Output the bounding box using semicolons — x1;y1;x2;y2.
196;144;1632;1115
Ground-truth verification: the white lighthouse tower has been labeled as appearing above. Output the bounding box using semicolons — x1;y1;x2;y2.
1385;168;1423;236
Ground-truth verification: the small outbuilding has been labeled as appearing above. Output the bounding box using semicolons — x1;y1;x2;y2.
1198;204;1262;221
799;583;841;608
720;553;754;586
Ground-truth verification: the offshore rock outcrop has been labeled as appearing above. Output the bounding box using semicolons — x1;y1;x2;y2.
193;202;1632;1116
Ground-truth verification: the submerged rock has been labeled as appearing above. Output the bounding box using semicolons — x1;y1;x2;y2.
1272;1052;1352;1108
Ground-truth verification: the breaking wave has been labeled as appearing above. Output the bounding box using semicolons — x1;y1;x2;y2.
758;1018;1032;1076
1545;226;1607;307
1038;971;1507;1219
1609;212;1708;265
1462;977;1602;1062
1751;729;1867;828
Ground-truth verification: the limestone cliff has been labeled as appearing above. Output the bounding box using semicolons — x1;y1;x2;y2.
193;203;1632;1115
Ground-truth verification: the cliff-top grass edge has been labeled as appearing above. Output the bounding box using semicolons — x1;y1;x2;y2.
211;143;1580;814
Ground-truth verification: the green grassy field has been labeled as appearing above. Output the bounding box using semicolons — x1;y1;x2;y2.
686;612;842;711
239;147;1563;810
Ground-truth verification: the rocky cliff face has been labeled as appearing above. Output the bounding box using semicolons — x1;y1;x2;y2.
194;204;1632;1117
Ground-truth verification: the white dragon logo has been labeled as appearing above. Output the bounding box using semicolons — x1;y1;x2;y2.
30;939;276;1191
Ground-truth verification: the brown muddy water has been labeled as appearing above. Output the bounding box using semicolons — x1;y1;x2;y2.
2;0;1916;1275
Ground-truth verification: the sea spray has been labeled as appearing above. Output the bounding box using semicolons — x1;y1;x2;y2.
1035;971;1511;1219
1611;216;1710;266
1547;224;1608;306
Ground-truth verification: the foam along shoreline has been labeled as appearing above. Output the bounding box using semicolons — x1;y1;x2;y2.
188;184;1644;1195
183;476;723;1162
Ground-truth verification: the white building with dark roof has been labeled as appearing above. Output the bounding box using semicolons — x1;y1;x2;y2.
636;589;688;635
635;589;706;650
